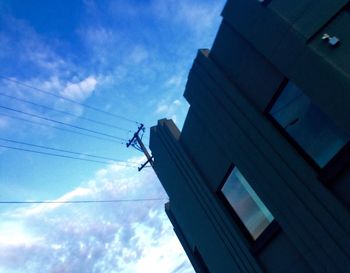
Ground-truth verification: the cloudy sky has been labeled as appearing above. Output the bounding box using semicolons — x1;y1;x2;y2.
0;0;225;272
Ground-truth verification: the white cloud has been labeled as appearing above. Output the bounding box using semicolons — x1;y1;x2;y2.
125;221;190;273
22;187;94;217
156;104;168;114
165;75;183;88
60;76;98;101
0;73;98;139
129;46;149;64
176;1;223;33
151;0;224;36
154;96;189;129
0;2;225;270
79;26;119;69
0;222;42;247
173;99;181;106
0;16;70;75
0;116;9;129
40;75;62;91
156;98;184;116
0;16;102;138
0;162;194;273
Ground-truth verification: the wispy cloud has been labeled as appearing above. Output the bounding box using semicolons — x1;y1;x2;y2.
0;1;225;270
0;116;9;129
79;26;119;69
60;76;98;101
156;99;182;115
0;15;103;138
165;75;184;89
129;46;149;65
0;15;70;77
0;162;194;273
155;98;187;125
151;0;224;36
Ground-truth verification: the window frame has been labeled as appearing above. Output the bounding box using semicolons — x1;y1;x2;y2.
217;165;279;252
265;79;350;182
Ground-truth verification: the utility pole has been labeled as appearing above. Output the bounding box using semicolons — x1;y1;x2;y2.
126;124;153;171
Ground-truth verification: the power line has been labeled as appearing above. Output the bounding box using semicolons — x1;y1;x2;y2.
0;105;128;142
0;144;137;166
0;75;140;124
0;92;131;132
0;198;168;204
0;113;125;145
0;137;139;165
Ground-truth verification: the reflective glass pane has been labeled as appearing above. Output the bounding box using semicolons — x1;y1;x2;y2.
221;168;274;240
270;82;350;167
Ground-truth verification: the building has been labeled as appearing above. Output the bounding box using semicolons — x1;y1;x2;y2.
149;0;350;272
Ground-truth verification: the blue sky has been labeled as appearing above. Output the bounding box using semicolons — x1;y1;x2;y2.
0;0;225;272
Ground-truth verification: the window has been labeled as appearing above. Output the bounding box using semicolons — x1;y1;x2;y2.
268;81;350;168
220;167;274;240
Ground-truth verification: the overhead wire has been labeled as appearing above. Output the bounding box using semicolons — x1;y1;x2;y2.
0;113;125;144
0;92;131;132
0;137;139;165
0;143;137;166
0;77;151;170
0;105;128;142
0;198;167;204
0;75;140;124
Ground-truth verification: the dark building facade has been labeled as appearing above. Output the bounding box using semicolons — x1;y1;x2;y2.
150;0;350;272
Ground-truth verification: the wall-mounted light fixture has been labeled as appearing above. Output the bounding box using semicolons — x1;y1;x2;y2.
322;34;340;46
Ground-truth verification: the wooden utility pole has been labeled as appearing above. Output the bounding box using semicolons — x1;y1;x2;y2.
126;124;153;171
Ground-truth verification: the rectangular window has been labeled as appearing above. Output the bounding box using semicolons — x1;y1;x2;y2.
269;81;350;168
220;167;274;240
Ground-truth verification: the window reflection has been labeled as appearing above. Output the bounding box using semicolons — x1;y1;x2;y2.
221;168;274;240
269;82;350;167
